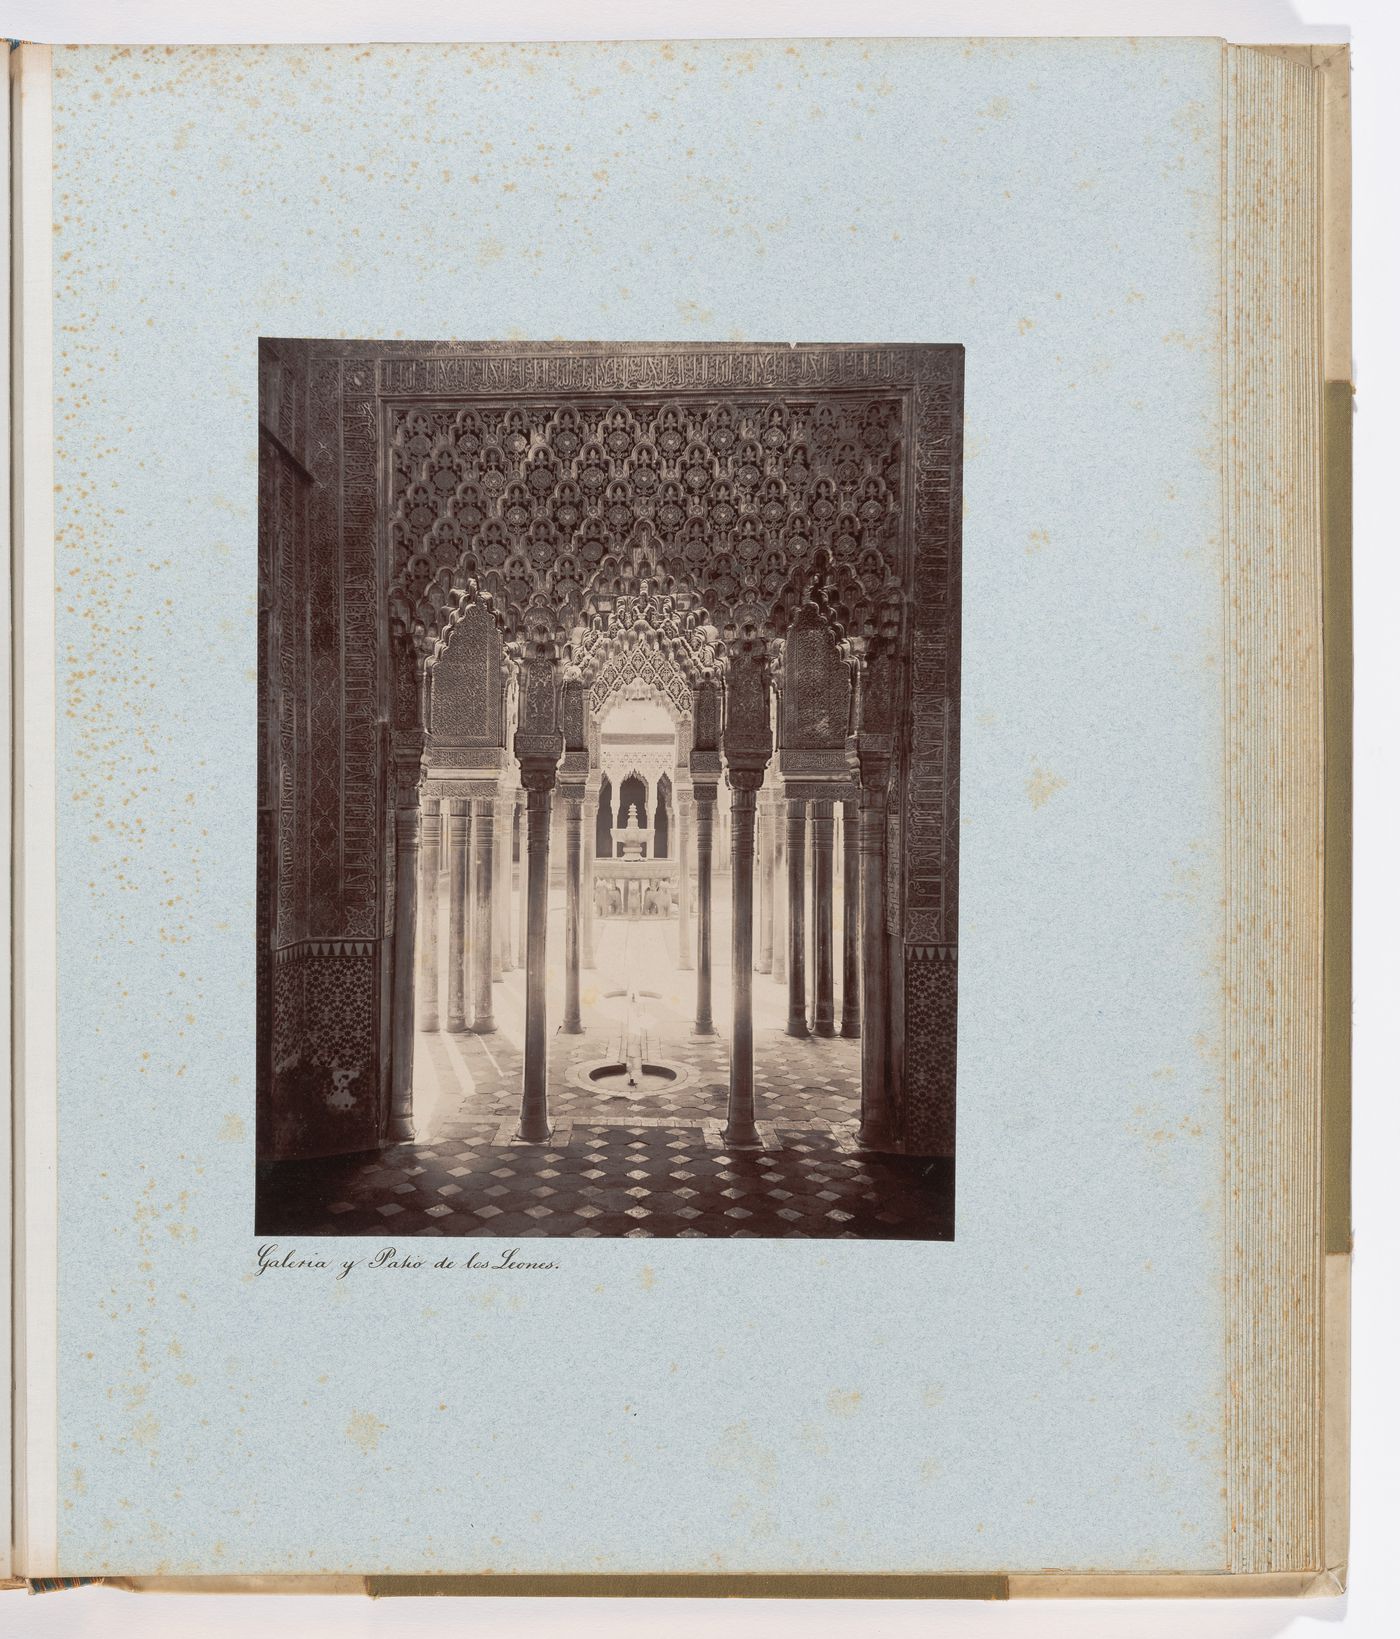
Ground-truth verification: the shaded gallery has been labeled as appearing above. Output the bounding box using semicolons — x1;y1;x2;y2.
256;341;964;1239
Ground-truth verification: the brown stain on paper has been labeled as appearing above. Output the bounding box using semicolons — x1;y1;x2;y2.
1026;765;1068;809
346;1411;388;1454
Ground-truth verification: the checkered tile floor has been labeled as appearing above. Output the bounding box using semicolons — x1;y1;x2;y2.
258;904;952;1239
256;1125;953;1240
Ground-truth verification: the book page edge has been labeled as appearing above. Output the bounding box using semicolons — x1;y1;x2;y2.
9;37;58;1582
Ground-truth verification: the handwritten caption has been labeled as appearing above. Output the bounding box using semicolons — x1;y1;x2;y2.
255;1243;559;1279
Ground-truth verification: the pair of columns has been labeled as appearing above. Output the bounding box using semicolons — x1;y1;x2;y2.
783;796;861;1043
413;769;578;1145
417;793;513;1037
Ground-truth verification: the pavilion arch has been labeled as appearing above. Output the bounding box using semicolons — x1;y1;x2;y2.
258;339;963;1168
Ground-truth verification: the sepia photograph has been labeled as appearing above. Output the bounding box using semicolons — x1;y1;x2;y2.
255;340;963;1240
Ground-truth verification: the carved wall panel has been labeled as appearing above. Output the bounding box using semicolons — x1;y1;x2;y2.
430;602;503;745
781;605;852;751
723;647;774;759
341;362;382;942
258;342;384;1159
385;380;907;661
305;356;344;932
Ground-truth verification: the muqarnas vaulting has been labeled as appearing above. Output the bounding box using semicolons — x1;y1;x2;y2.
256;341;964;1240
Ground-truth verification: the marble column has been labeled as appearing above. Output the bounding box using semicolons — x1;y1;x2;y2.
812;799;836;1036
514;797;528;980
520;779;554;1141
581;787;598;970
772;797;788;986
562;791;584;1033
493;795;512;973
446;798;471;1032
471;797;496;1034
388;791;420;1142
858;775;891;1148
757;797;775;974
785;798;809;1038
808;808;817;1025
675;788;693;972
724;779;762;1150
693;787;716;1036
416;797;442;1033
841;796;862;1038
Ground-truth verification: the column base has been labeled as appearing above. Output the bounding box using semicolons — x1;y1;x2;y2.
813;1019;837;1039
560;1021;585;1036
693;1020;717;1037
857;1119;897;1153
517;1122;551;1145
786;1018;810;1039
840;1020;861;1039
721;1121;763;1151
420;1016;440;1034
446;1019;469;1034
385;1116;415;1143
472;1018;497;1036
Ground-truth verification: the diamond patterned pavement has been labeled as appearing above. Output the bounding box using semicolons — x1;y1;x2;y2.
257;1125;953;1240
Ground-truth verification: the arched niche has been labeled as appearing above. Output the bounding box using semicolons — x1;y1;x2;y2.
618;774;649;851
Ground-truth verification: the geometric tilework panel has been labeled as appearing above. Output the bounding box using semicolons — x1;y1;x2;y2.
266;947;380;1159
903;948;957;1157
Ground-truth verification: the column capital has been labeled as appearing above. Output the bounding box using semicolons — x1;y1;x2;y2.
690;747;723;784
517;734;562;794
692;779;720;806
392;748;426;805
848;731;894;794
557;778;587;806
783;778;854;804
559;745;590;783
724;742;772;792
